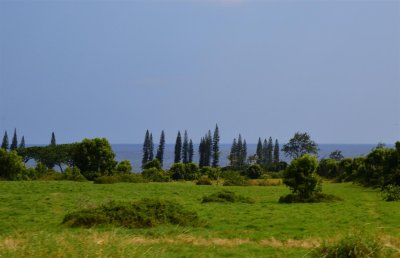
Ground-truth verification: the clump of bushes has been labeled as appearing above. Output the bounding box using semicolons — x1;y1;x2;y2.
63;198;204;228
93;173;146;184
381;184;400;201
202;190;254;203
170;162;199;180
196;176;212;185
312;230;383;258
279;192;342;203
142;168;170;182
241;164;263;179
222;171;249;186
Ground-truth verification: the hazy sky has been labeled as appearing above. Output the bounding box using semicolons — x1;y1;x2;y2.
0;0;399;144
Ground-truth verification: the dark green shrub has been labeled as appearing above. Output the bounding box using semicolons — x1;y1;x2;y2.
93;173;146;184
243;164;263;179
142;159;161;170
170;162;199;180
142;168;170;182
117;160;133;173
64;167;87;182
202;190;254;203
63;199;204;228
222;171;249;186
200;166;221;180
196;176;212;185
279;192;342;203
381;184;400;201
93;175;119;184
0;150;27;180
317;159;339;178
312;230;383;258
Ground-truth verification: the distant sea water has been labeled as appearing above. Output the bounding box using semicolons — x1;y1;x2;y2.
113;143;389;172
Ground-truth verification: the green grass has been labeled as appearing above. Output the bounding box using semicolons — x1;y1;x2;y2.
0;181;399;257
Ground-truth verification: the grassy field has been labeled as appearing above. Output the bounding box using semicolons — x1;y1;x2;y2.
0;181;399;257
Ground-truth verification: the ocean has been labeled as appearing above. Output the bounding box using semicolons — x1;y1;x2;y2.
113;143;386;172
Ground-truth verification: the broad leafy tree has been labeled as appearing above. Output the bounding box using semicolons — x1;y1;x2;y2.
0;149;26;180
282;132;318;159
329;150;344;161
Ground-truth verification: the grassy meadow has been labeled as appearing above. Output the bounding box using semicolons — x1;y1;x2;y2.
0;181;399;257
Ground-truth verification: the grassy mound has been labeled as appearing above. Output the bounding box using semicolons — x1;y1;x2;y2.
312;230;383;258
279;193;343;203
63;198;204;228
202;190;255;204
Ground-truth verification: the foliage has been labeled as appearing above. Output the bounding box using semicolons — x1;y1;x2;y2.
228;134;247;167
116;160;133;174
212;124;220;167
63;199;204;228
242;164;263;179
155;130;165;167
10;129;18;151
199;131;212;167
170;162;199;180
94;173;146;184
282;154;321;199
381;184;400;201
196;176;212;185
142;168;170;182
312;230;383;258
142;130;153;168
202;190;254;203
72;138;117;180
329;150;344;161
0;149;26;180
174;131;182;163
317;159;339;178
63;167;87;181
50;132;56;146
142;159;161;170
182;130;189;163
200;166;221;180
282;132;318;159
1;131;8;150
222;171;249;186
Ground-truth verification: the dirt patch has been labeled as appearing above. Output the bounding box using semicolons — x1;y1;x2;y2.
0;238;24;250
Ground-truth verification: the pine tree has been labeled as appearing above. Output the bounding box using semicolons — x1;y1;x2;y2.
1;131;9;150
212;124;220;167
237;134;243;166
267;137;273;165
182;130;189;163
256;138;263;164
149;133;154;161
10;129;18;151
273;139;280;163
242;139;247;166
199;137;204;167
262;139;268;165
142;130;150;167
156;130;165;167
229;138;237;166
19;136;25;148
50;132;56;146
188;139;194;163
174;131;182;163
205;130;212;166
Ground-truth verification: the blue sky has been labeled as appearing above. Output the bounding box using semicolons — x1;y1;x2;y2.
0;0;399;144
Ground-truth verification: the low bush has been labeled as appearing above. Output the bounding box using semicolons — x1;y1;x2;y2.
202;190;255;203
381;184;400;201
242;164;263;179
222;172;249;186
142;168;170;182
255;179;282;186
63;199;204;228
279;193;343;203
94;174;146;184
196;176;212;185
312;230;383;258
63;167;87;182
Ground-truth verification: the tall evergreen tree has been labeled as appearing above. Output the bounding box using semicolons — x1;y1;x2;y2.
188;139;194;163
174;131;182;163
237;134;243;166
156;130;165;167
256;138;263;164
262;139;268;165
50;132;56;146
142;130;150;167
149;133;154;161
212;124;220;167
229;138;237;166
10;129;18;151
1;131;9;150
19;136;25;148
242;139;247;166
182;130;189;163
267;137;273;165
273;139;280;163
199;137;204;167
205;130;212;166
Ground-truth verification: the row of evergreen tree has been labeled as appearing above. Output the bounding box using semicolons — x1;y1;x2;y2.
256;137;280;165
1;129;25;150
